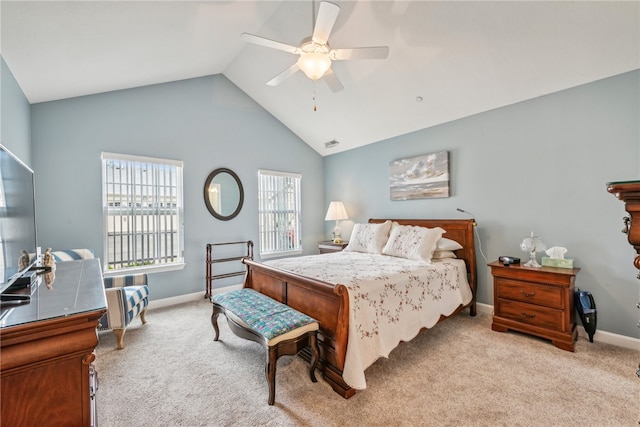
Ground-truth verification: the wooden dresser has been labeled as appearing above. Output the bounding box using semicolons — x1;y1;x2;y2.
0;259;107;427
488;260;579;351
607;180;640;378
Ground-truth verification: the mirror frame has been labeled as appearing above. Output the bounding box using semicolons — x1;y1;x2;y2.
203;168;244;221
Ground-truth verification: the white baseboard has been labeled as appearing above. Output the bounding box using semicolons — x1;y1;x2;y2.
476;302;494;316
148;295;639;351
147;284;243;311
475;302;639;351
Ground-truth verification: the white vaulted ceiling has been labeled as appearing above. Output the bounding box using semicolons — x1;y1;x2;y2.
1;1;639;155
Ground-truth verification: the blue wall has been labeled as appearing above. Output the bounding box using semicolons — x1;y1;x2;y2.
30;75;325;300
324;70;640;338
1;57;31;164
4;53;639;339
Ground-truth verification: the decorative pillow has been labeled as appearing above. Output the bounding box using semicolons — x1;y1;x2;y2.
432;250;457;259
436;237;463;251
382;223;445;261
344;220;392;254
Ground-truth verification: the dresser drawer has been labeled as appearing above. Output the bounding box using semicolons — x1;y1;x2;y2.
496;278;563;309
497;299;564;331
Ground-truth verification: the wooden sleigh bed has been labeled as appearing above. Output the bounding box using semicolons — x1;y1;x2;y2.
241;218;478;398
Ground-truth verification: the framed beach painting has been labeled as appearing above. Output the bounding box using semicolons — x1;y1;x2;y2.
389;151;449;200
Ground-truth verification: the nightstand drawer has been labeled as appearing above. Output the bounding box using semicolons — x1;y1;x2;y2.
498;299;563;330
496;278;563;309
489;261;579;351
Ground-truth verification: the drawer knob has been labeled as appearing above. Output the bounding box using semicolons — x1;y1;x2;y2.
521;312;536;319
520;290;536;298
622;216;631;234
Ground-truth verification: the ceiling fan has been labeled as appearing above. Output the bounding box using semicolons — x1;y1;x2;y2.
241;1;389;93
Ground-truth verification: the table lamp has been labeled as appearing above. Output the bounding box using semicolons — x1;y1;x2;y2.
325;201;348;243
520;231;547;267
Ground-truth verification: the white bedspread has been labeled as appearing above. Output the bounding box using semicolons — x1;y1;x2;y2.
265;252;472;390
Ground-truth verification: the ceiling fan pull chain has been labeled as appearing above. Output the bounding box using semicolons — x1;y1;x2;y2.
313;81;317;111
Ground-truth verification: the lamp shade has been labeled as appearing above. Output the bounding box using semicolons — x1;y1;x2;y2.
325;201;348;221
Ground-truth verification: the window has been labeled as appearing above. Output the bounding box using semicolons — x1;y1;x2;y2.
101;152;184;273
258;169;302;258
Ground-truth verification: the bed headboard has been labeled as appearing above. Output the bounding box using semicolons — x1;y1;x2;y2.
368;218;478;305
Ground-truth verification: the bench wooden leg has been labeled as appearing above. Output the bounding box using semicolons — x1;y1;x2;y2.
210;295;320;406
266;347;277;405
210;305;223;341
309;332;319;383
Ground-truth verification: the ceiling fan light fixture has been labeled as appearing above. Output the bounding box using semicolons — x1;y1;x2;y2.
241;1;388;92
297;52;332;81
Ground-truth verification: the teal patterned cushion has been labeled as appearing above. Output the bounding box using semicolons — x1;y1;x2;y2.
212;289;317;341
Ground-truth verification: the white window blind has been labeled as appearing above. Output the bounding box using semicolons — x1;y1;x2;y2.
101;152;184;273
258;169;302;258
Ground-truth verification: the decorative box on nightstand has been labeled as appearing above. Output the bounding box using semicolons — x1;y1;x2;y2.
488;260;580;352
318;241;348;254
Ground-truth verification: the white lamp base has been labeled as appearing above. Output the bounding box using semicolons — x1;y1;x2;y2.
332;221;343;244
524;251;541;267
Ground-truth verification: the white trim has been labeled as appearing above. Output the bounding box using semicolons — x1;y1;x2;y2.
146;284;243;311
576;325;640;350
101;151;183;167
260;249;303;260
148;296;640;351
101;153;185;273
258;169;301;179
474;302;639;351
147;291;202;311
103;262;186;277
475;302;494;316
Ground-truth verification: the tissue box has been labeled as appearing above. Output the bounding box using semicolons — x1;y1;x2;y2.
542;257;574;269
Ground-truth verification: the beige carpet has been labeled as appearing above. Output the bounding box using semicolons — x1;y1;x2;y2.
95;299;639;426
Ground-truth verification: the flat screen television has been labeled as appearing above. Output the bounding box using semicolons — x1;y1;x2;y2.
0;143;38;295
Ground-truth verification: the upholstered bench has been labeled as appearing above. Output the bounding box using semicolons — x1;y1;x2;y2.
211;288;320;405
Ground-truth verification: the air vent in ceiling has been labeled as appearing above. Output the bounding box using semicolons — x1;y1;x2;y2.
325;140;340;149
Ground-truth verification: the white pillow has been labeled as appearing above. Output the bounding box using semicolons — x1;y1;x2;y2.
344;220;392;254
436;237;463;251
382;223;445;261
432;250;457;259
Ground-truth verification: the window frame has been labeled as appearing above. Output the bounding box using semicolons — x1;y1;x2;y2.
257;169;303;259
101;152;185;276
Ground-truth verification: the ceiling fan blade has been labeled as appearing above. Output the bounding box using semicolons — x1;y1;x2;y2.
331;46;390;61
267;63;300;86
312;2;340;45
323;68;344;93
241;33;299;54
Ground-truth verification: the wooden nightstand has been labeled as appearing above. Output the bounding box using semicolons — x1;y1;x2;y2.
488;260;580;351
318;241;348;254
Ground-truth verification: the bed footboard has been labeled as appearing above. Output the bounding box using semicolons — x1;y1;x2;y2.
242;257;355;398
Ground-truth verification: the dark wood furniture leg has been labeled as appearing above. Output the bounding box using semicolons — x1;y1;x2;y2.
211;302;319;405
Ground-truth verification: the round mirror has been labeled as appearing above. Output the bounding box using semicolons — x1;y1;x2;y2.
204;168;244;221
